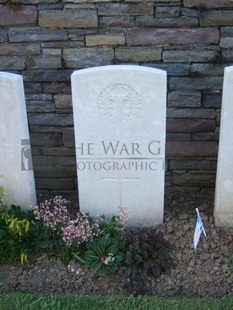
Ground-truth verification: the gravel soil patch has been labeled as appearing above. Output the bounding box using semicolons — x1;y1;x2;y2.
0;189;232;297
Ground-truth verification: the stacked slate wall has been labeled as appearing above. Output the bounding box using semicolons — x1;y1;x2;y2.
0;0;233;194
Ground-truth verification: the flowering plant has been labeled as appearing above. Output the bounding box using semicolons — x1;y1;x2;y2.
83;236;124;276
32;197;128;271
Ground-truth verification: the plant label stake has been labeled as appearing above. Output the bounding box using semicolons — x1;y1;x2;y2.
194;208;207;250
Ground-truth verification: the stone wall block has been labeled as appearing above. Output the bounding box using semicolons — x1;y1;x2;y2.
35;178;74;190
135;17;198;28
39;10;98;28
184;0;233;9
62;128;75;147
0;5;37;26
126;28;219;46
54;94;72;109
0;56;25;70
166;141;218;157
167;119;216;133
200;11;233;26
169;77;223;91
172;172;216;187
98;3;154;16
28;113;73;126
9;27;68;42
63;48;114;68
99;16;134;28
115;47;162;62
168;91;201;107
0;43;40;56
86;35;125;46
26;56;62;69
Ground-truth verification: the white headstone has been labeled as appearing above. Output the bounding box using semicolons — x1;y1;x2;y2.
0;72;37;210
72;65;166;226
214;66;233;227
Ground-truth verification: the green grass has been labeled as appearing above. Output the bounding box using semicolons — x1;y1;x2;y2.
0;294;233;310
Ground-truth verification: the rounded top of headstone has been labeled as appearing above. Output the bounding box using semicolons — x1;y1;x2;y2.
71;65;166;77
0;71;22;81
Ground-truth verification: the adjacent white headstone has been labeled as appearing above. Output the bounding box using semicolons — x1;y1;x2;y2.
0;72;37;210
214;66;233;227
72;65;166;226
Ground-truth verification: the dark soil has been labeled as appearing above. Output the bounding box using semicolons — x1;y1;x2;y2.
0;189;232;297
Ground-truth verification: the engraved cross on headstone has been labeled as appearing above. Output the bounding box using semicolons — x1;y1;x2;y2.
103;176;139;208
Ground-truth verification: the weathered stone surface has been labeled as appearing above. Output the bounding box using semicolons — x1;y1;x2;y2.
163;48;220;63
39;10;98;28
68;29;96;39
30;133;62;146
30;126;62;133
168;91;201;107
86;35;125;46
54;94;72;109
172;172;216;187
64;4;95;9
181;8;199;17
33;155;75;166
220;37;233;48
167;108;216;119
26;94;52;100
0;30;7;42
9;27;68;42
35;178;74;190
10;0;60;3
26;56;62;69
135;17;198;28
43;147;75;156
26;101;55;113
41;42;84;48
0;43;40;55
200;11;233;26
192;132;219;141
203;94;222;108
115;47;162;62
221;27;233;36
169;77;223;91
98;3;153;16
167;119;216;133
24;83;42;93
23;70;73;82
28;113;73;126
0;56;25;70
170;159;211;170
156;6;180;17
166;133;191;141
0;5;37;26
125;0;180;2
147;63;190;76
166;141;218;157
127;28;219;46
63;48;114;68
62;128;75;147
34;166;76;178
184;0;233;8
99;17;134;28
64;0;116;2
43;83;71;94
222;50;233;61
191;64;224;76
42;48;62;56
